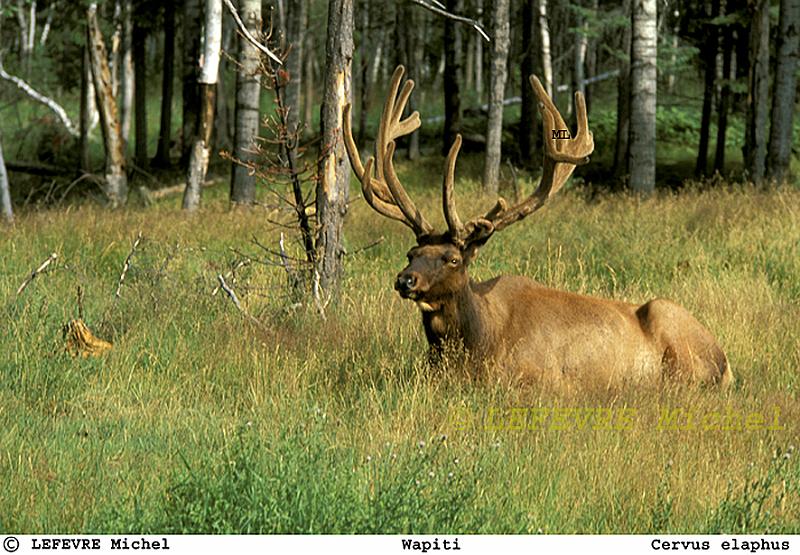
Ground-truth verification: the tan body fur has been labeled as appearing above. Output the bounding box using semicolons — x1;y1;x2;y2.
420;273;731;387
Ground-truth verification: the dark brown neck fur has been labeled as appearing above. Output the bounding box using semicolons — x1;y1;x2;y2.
421;279;491;360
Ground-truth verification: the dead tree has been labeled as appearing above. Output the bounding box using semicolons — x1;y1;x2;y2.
87;3;128;207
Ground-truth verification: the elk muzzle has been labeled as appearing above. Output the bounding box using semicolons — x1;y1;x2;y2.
395;271;421;298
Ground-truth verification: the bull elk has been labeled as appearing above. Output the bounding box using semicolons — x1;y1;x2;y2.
343;66;732;388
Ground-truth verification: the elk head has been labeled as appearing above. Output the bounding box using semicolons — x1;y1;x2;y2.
343;66;594;312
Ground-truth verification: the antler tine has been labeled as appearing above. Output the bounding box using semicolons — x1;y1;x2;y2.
442;134;465;243
343;104;365;178
480;75;594;234
383;141;434;235
343;65;434;237
359;157;416;224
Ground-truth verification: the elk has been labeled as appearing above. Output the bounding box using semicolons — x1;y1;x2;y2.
343;66;732;388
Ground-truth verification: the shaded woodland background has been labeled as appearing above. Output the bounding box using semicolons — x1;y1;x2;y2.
1;0;798;291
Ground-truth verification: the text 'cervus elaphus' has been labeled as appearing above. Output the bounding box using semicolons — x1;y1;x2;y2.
344;66;732;388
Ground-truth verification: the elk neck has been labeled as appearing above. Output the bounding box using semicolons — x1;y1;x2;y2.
419;278;491;354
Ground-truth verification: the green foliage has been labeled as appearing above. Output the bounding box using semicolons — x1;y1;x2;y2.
1;177;799;533
705;448;799;534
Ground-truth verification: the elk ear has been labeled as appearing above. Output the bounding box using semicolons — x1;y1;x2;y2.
462;219;495;264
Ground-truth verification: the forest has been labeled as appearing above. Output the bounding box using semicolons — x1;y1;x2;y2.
1;0;799;535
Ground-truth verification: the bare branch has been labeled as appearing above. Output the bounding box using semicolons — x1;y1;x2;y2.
17;252;58;296
217;274;268;330
222;0;282;64
115;231;143;298
211;258;251;296
0;63;79;137
409;0;490;42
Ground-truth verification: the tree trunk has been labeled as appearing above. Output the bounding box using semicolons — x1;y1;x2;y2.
475;0;483;99
133;17;148;169
613;0;632;180
316;0;353;293
303;21;315;130
119;0;133;147
154;0;176;167
0;140;12;224
714;25;734;174
401;0;421;160
357;0;371;147
183;0;221;211
16;0;32;76
695;0;720;177
744;0;770;184
443;0;462;155
230;0;262;205
584;0;599;112
519;0;536;165
537;0;553;98
79;42;93;173
572;1;588;100
110;0;122;99
767;0;800;184
628;0;657;195
482;0;510;194
213;13;233;153
182;0;203;165
87;4;128;207
285;0;306;137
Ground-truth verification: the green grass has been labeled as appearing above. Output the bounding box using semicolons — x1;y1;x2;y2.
1;158;799;533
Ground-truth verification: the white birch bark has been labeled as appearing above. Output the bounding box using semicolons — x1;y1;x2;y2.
183;0;222;211
538;0;553;98
119;0;133;144
628;0;657;195
0;140;12;224
230;0;262;205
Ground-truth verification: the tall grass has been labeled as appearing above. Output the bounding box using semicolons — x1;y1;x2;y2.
1;161;798;533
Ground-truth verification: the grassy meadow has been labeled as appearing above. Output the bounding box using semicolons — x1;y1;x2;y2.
1;158;799;533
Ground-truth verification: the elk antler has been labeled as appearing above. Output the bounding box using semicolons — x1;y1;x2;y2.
343;66;434;237
444;75;595;247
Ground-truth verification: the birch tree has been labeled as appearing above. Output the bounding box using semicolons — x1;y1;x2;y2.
767;0;800;184
316;0;353;292
0;140;12;224
183;0;222;211
482;0;509;194
119;0;134;146
230;0;262;205
627;0;656;195
538;0;553;98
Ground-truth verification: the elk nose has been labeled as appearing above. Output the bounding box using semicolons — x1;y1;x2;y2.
395;273;417;293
